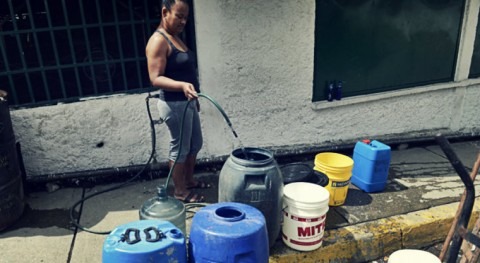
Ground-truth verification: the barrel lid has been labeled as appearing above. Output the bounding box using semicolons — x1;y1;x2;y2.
280;163;313;184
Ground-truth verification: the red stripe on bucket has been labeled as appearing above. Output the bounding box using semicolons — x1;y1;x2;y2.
290;214;326;222
289;238;323;246
282;232;287;240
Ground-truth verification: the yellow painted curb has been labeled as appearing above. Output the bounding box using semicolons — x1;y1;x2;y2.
269;197;480;263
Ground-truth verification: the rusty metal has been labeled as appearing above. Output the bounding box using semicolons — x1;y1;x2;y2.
436;134;476;263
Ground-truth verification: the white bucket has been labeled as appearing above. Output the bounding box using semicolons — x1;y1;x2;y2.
282;182;330;251
388;249;440;263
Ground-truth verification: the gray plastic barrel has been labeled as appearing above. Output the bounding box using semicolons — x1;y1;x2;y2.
218;147;283;247
0;92;24;231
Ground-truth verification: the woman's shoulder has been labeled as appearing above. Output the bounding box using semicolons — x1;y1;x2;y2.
146;32;170;56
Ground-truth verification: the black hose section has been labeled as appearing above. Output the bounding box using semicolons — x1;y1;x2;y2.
69;95;158;235
163;93;236;191
436;134;475;263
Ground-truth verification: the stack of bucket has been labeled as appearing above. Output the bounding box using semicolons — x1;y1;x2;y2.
281;151;353;251
314;152;354;206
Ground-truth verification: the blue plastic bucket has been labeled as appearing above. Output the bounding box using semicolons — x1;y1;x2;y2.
188;202;269;263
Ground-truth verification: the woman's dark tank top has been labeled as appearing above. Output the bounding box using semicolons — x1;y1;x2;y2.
156;30;200;101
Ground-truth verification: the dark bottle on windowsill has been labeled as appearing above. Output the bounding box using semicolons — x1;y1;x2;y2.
335;80;342;100
326;81;334;102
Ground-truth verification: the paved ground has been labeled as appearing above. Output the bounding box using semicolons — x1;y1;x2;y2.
0;137;480;262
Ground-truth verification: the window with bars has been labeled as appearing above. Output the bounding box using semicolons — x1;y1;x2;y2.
313;0;466;102
0;0;196;107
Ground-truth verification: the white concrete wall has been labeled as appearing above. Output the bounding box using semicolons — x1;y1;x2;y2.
10;0;480;177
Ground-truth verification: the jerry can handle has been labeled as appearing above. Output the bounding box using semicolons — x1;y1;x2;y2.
143;226;165;242
122;228;141;245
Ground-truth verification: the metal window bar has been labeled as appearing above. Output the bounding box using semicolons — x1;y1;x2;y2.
78;0;98;95
7;0;35;103
111;0;128;92
25;0;50;101
0;29;18;104
94;1;113;93
60;0;83;98
0;0;191;107
43;0;67;99
128;0;144;90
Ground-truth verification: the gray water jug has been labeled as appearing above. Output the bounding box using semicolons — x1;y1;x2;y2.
139;186;186;234
218;147;283;247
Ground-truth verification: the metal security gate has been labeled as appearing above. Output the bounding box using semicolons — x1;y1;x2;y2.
0;0;196;107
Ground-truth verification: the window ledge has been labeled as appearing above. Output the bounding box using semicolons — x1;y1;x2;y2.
311;78;480;111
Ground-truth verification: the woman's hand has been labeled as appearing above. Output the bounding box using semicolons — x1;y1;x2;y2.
181;82;198;100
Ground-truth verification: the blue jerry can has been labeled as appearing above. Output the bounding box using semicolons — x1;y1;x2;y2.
351;140;391;193
102;220;186;263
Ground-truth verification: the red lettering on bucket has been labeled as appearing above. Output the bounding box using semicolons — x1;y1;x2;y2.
290;214;326;222
297;222;325;237
290;237;323;246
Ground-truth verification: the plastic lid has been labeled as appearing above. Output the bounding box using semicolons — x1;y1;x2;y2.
280;163;313;184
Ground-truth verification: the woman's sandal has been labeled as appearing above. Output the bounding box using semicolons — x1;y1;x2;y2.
175;192;205;203
187;180;212;190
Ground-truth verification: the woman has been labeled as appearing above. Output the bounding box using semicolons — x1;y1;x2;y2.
146;0;209;203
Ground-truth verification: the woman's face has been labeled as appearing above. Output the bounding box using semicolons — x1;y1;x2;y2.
163;1;189;35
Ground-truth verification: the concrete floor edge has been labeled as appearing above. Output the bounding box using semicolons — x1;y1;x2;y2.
269;197;480;263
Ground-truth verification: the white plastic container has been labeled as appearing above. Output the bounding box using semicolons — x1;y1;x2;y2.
282;182;330;251
388;249;440;263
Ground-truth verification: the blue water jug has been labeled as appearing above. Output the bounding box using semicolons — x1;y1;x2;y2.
102;220;186;263
189;202;269;263
351;140;391;192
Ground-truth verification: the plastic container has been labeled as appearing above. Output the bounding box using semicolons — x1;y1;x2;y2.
102;220;186;263
351;140;391;193
310;170;330;187
189;202;269;263
139;186;186;234
218;147;283;247
314;152;354;206
280;163;329;187
280;163;313;185
0;96;24;231
282;182;329;251
388;249;440;263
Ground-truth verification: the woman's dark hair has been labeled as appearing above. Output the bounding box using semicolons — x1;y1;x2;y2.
162;0;188;11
